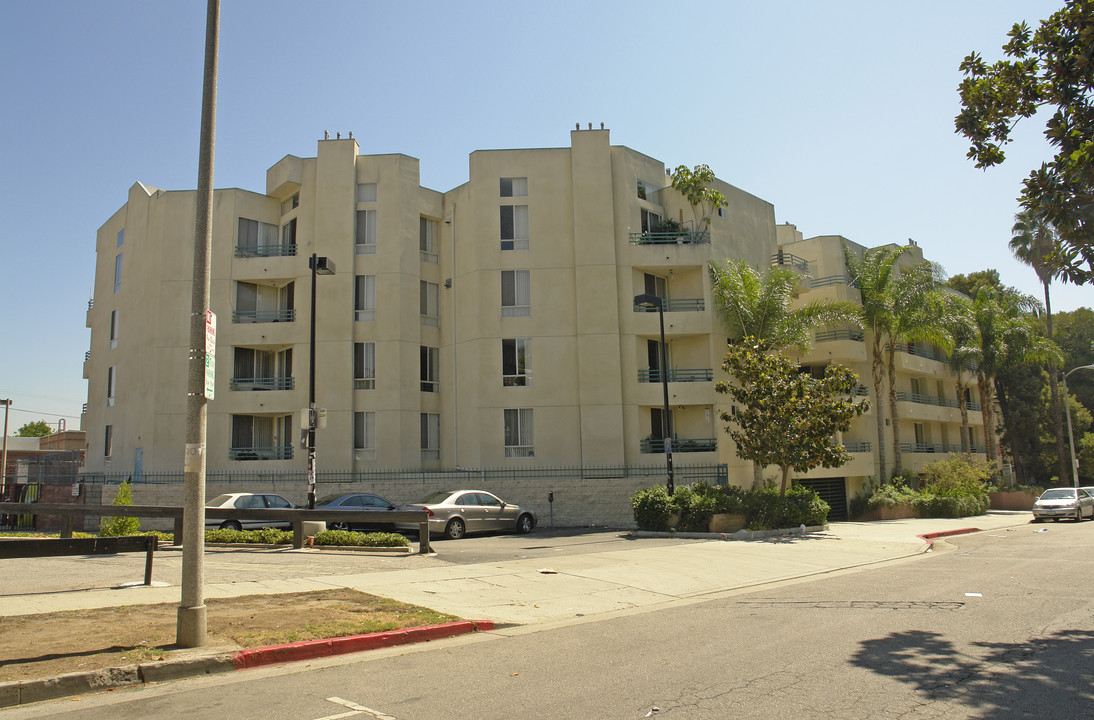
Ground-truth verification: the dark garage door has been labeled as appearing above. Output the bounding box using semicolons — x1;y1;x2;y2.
794;477;848;522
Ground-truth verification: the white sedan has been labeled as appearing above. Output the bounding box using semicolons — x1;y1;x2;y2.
204;493;295;530
1032;487;1094;522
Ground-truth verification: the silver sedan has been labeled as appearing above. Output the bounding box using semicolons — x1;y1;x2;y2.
397;490;536;539
1032;487;1094;522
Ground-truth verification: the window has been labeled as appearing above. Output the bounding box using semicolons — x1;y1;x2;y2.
499;177;528;197
355;209;376;254
500;205;529;250
502;338;531;386
504;408;534;458
232;347;293;390
650;407;673;440
420;217;438;262
353;411;375;450
116;229;124;248
647;340;669;382
113;253;122;293
237;218;280;255
420;346;439;392
420;281;439;326
281;218;297;248
106;366;116;407
421;413;440;460
110;310;119;349
643;272;667;299
234;281;294;323
354;342;375;390
501;270;530;317
354;275;376;321
356;183;377;203
230;414;293;460
104;425;113;458
280;193;299;215
640;208;662;233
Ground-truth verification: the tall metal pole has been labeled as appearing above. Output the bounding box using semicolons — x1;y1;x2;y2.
1062;372;1078;487
307;254;318;510
177;0;219;649
657;302;674;496
1;399;11;493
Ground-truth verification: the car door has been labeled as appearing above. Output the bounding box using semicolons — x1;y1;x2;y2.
237;494;265;528
454;492;486;533
360;494;397;529
262;494;294;528
476;492;509;531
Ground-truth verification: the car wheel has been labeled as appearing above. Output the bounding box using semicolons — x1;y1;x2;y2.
444;518;466;540
219;520;242;531
516;513;534;534
330;522;350;532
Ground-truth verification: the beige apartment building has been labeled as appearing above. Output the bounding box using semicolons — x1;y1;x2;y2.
81;128;988;523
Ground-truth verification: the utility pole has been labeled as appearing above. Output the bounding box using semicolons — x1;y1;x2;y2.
1;399;11;494
177;0;219;649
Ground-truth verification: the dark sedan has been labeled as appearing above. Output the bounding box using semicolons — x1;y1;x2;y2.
313;493;402;531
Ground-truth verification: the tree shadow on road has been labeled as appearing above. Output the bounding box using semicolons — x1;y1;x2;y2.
850;628;1094;718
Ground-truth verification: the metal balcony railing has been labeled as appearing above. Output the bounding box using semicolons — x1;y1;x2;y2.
887;342;946;363
896;391;960;408
638;368;713;383
229;446;294;461
771;252;809;272
815;329;865;343
633;298;705;312
640;437;717;454
842;441;872;453
809;274;859;288
229;377;295;391
900;442;986;454
629;230;710;245
232;309;296;323
234;243;297;258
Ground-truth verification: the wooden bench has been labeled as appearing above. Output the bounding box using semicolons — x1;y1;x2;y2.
0;535;159;585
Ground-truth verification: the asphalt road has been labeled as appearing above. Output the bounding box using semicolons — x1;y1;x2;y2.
7;521;1093;719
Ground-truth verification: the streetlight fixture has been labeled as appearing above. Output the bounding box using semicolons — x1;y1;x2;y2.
1062;364;1094;487
634;293;674;495
307;254;336;509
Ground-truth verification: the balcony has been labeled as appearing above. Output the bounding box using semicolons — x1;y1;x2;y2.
641;437;717;454
232;309;295;323
629;230;710;245
888;342;946;363
230;376;295;391
900;442;985;454
809;274;858;289
638;368;713;383
771;251;810;273
816;329;865;343
235;243;297;258
229;446;293;461
633;298;705;312
842;441;873;453
896;391;960;409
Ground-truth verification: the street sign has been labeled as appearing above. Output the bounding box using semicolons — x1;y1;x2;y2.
204;354;215;400
204;311;216;399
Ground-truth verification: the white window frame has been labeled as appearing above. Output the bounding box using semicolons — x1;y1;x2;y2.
110;310;119;349
354;342;375;390
421;346;439;392
504;408;534;458
106;366;116;407
420;216;439;263
354;275;376;322
113;253;122;294
501;270;530;317
500;205;529;250
353;411;375;450
420;281;439;327
499;177;528;197
104;424;113;459
421;413;440;460
502;338;531;387
356;209;377;254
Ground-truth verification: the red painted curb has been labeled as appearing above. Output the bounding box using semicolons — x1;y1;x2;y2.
917;527;981;550
232;620;495;670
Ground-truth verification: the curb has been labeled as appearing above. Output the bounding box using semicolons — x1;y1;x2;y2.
918;527;982;549
0;620;493;709
632;524;829;541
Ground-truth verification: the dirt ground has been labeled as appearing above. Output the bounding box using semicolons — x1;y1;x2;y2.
0;590;460;683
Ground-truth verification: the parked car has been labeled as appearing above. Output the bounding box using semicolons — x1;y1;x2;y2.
312;493;401;531
1032;487;1094;522
397;490;536;539
205;493;296;530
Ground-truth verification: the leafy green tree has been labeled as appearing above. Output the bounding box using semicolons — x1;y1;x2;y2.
1011;209;1069;482
955;0;1094;283
16;420;52;437
947;269;1002;298
1053;307;1094;412
670;164;727;234
99;480;141;537
937;293;981;453
716;338;869;497
1037;390;1092;483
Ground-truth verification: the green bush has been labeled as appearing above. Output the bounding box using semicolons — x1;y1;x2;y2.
631;482;824;532
314;530;409;547
205;527;292;544
919;454;993;499
913;494;989;518
866;483;924;510
744;486;830;530
99;481;141;537
632;485;674;531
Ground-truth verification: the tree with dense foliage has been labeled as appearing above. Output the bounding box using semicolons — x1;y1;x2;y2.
1052;307;1094;412
16;420;52;437
947;269;1003;298
955;0;1094;283
1011;209;1069;482
937;293;981;453
99;480;141;537
670;164;727;234
716;337;869;497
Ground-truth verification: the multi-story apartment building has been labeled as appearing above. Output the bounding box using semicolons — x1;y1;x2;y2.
81;128;989;523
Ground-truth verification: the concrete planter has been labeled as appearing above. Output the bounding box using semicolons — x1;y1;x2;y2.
708;513;747;533
988;490;1036;511
857;503;917;521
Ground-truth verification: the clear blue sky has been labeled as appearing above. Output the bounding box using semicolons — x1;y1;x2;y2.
1;0;1087;433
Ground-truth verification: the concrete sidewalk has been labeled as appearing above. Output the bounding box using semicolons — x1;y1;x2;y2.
1;512;1033;625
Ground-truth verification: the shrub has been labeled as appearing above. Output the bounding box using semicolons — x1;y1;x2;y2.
632;485;674;531
744;486;830;530
314;530;409;547
919;454;993;500
99;481;141;537
913;494;989;518
866;483;924;510
633;482;826;532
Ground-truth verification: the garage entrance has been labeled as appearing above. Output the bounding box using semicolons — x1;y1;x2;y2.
794;477;848;522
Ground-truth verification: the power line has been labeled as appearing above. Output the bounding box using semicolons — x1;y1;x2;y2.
7;406;82;421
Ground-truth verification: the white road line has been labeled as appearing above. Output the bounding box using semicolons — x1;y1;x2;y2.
325;697;398;720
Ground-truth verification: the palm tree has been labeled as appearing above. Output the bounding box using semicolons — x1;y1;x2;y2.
1010;210;1068;484
843;243;910;482
708;258;862;486
936;293;980;453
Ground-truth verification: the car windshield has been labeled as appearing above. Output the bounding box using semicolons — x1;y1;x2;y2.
1040;489;1076;500
206;495;233;506
413;491;455;504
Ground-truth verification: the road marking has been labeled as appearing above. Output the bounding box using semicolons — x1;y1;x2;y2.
322;697;398;720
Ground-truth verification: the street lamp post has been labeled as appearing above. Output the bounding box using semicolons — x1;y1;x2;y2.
307;254;335;510
634;293;674;495
1062;364;1094;487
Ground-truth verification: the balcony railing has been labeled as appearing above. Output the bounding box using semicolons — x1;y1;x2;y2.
633;298;705;312
771;252;809;272
888;342;946;363
641;437;717;454
900;442;986;454
354;378;375;390
842;441;872;453
235;243;297;258
232;309;295;323
896;391;960;408
852;385;869;396
230;377;295;391
809;274;858;289
638;368;713;383
629;230;710;245
229;446;294;461
815;329;865;343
